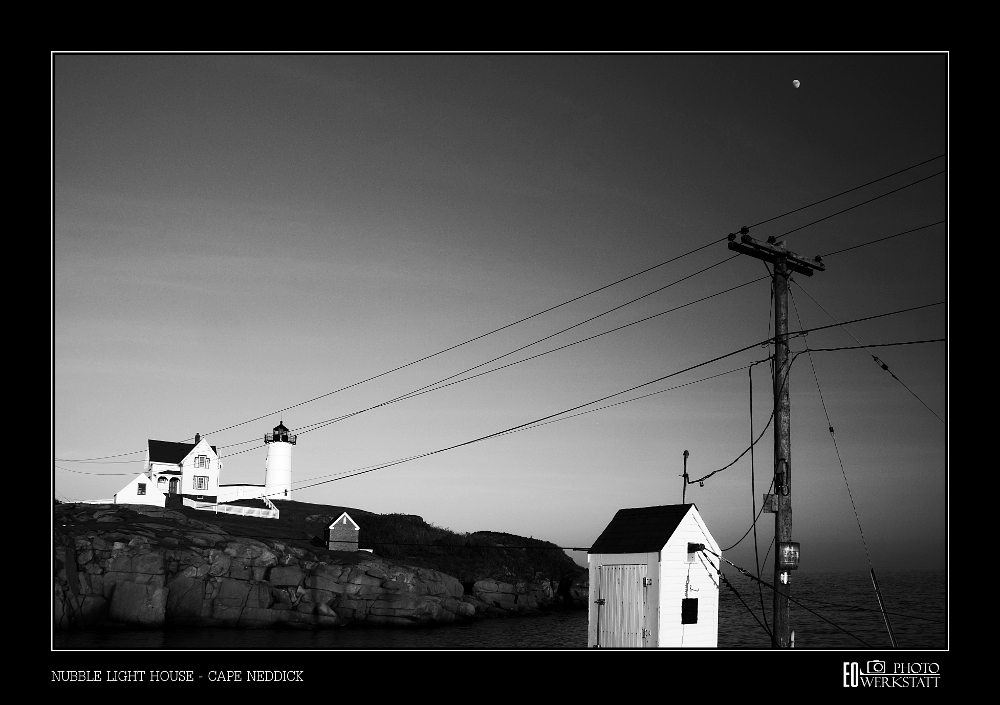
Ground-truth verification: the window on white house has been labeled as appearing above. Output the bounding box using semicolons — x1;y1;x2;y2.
194;476;209;490
194;455;210;468
157;477;167;487
137;483;146;495
681;598;699;624
687;542;705;563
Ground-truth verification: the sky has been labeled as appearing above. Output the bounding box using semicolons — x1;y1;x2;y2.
52;53;948;576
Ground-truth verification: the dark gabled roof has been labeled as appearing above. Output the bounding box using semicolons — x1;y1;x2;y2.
588;504;694;554
148;439;217;464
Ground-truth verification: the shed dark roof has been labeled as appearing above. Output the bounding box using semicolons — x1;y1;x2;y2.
588;504;694;554
148;439;217;464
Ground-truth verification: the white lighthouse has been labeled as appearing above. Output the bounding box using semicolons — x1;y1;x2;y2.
264;421;296;501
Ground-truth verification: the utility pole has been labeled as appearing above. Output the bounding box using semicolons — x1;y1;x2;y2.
727;227;824;648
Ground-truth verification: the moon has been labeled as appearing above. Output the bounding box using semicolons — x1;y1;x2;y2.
793;79;801;88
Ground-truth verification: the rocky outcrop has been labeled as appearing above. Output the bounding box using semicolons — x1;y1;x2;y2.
54;504;587;630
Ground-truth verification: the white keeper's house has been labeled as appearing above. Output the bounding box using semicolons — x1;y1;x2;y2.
114;472;167;508
143;433;221;503
110;424;295;519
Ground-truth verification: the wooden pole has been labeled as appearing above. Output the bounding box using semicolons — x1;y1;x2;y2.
726;230;824;649
772;255;792;648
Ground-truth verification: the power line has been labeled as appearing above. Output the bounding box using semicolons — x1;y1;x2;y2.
186;240;730;442
287;303;945;494
772;170;946;243
793;339;945;353
494;365;753;438
791;282;946;423
58;304;945;492
747;154;945;229
289;341;783;494
691;409;773;485
58;158;948;463
721;572;773;640
288;298;944;449
287;362;762;490
709;549;874;648
285;274;769;443
721;478;774;552
147;308;948;496
782;595;945;625
54;464;137;477
819;221;946;258
790;289;898;647
101;254;752;462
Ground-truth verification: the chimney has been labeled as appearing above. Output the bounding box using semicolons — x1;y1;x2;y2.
195;433;201;444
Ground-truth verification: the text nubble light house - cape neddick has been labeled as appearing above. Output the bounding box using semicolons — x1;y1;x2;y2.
588;503;720;648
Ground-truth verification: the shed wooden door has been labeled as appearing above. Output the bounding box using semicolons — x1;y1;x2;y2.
596;564;647;647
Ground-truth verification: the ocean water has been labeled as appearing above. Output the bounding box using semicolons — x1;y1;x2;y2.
52;569;945;650
717;569;947;650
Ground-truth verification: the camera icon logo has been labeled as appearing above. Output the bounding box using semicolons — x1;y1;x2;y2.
866;660;886;674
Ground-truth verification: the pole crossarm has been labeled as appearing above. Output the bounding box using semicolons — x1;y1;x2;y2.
727;234;826;277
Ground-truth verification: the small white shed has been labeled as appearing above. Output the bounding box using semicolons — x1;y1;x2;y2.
326;512;360;552
588;503;720;648
114;473;167;508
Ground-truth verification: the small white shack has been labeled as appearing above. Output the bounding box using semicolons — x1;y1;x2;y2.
588;503;720;648
325;512;360;552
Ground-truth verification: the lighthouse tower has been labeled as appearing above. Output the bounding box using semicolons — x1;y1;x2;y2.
264;421;296;501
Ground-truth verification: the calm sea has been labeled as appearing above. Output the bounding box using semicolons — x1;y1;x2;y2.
52;569;945;650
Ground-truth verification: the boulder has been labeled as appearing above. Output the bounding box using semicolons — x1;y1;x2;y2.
269;565;306;587
108;581;167;627
55;505;583;631
166;576;208;620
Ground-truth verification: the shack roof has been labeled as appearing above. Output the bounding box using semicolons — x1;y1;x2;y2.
588;504;695;554
148;439;217;464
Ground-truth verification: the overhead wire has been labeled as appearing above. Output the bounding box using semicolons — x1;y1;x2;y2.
769;170;945;243
143;256;757;461
56;305;947;502
746;154;944;229
720;572;773;642
56;307;947;499
58;156;948;464
790;289;899;647
282;303;946;495
250;298;942;457
721;478;774;553
689;408;773;485
708;548;874;648
819;220;946;258
171;239;730;444
290;362;759;489
285;274;769;444
791;281;945;424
